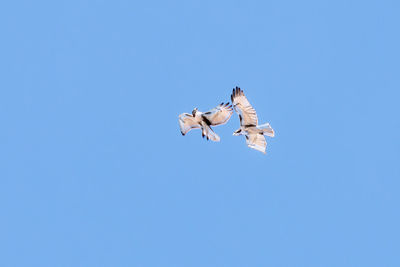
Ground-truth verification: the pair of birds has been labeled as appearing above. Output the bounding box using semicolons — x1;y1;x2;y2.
179;87;275;154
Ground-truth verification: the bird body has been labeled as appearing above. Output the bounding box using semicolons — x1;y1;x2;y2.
179;102;233;142
234;123;275;137
231;87;275;153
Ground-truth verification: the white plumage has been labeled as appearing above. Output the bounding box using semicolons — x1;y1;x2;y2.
231;87;275;153
179;102;233;142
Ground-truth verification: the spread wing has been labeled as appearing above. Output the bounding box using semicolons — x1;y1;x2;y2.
246;133;267;154
202;102;233;126
179;113;200;135
231;87;258;127
201;121;220;142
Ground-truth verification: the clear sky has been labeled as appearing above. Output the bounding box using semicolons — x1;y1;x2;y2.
1;0;399;266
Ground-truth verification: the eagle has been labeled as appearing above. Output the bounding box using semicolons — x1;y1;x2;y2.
179;102;233;142
231;87;275;153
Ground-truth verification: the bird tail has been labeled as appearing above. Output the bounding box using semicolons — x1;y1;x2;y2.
201;122;220;142
257;123;275;137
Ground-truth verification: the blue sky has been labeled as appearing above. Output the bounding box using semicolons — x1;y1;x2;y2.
1;0;399;266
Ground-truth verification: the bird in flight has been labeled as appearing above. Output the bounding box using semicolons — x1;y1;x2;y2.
179;102;233;142
231;87;275;153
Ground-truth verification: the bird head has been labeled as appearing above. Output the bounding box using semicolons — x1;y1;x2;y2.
233;129;242;136
192;108;198;117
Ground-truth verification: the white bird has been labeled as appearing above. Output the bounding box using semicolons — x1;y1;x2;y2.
179;102;233;142
231;87;275;153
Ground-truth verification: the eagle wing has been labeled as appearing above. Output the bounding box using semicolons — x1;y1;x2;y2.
179;113;200;135
231;87;258;127
246;134;267;154
202;102;233;126
200;121;220;142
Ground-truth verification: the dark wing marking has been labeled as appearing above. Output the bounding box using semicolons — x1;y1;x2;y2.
202;102;233;126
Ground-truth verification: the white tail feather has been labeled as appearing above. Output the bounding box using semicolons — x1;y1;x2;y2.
257;123;275;137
